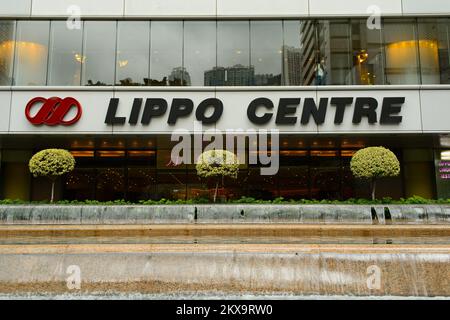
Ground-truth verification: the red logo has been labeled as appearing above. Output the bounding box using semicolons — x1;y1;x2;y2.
25;97;82;126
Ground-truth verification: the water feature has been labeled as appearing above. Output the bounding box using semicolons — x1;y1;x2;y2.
1;204;450;225
0;205;449;298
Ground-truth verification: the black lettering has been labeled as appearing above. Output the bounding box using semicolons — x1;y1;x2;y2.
301;98;328;125
353;97;378;124
128;98;143;125
330;97;353;124
141;98;167;125
168;99;194;125
380;97;404;124
247;98;274;125
196;98;223;124
275;98;300;125
104;98;125;125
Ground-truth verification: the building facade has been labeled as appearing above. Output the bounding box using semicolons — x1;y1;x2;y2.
1;0;450;202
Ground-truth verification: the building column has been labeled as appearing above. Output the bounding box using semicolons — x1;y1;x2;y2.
402;149;435;199
1;150;32;201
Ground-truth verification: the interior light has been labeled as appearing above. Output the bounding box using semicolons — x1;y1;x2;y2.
311;150;339;157
97;151;126;158
118;60;128;67
280;150;308;156
128;151;156;157
74;53;86;63
341;150;356;157
357;50;369;64
441;151;450;160
70;151;94;158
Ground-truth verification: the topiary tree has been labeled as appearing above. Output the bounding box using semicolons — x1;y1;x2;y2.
350;146;400;200
196;149;239;202
29;149;76;203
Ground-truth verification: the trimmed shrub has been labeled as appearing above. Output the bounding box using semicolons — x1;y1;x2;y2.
196;149;239;202
29;149;75;202
350;147;400;200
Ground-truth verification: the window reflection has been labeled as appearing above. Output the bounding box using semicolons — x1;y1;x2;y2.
2;18;450;87
187;170;208;200
82;21;116;86
283;20;303;85
150;21;183;86
418;18;450;84
215;21;251;86
251;21;282;86
384;19;420;85
48;21;83;86
0;21;15;85
184;21;216;86
351;20;384;85
14;21;49;86
116;21;150;86
157;170;187;200
317;20;352;85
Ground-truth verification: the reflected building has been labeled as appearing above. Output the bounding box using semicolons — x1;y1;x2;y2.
169;67;191;86
204;67;225;86
299;20;317;85
282;45;302;85
282;20;320;86
255;73;282;86
204;65;255;86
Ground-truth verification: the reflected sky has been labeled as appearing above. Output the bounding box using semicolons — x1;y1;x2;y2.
82;21;116;85
150;21;183;84
48;21;83;86
4;19;443;86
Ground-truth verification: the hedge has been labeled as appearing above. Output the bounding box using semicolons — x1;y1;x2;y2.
0;195;449;205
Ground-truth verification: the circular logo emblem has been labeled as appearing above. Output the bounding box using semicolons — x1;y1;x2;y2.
25;97;82;126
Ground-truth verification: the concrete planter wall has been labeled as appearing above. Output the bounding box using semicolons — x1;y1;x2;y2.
0;205;450;225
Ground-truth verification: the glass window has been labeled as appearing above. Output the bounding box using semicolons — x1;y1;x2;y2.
64;168;96;200
317;20;352;85
283;20;303;85
417;18;450;84
116;21;150;86
350;19;384;85
184;21;216;86
127;167;157;201
247;168;277;199
251;21;282;86
187;170;208;200
48;21;83;86
96;168;125;201
310;156;342;200
82;21;116;86
150;21;183;86
14;21;50;86
217;21;251;86
278;167;309;199
0;21;15;86
383;19;420;85
157;170;187;200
